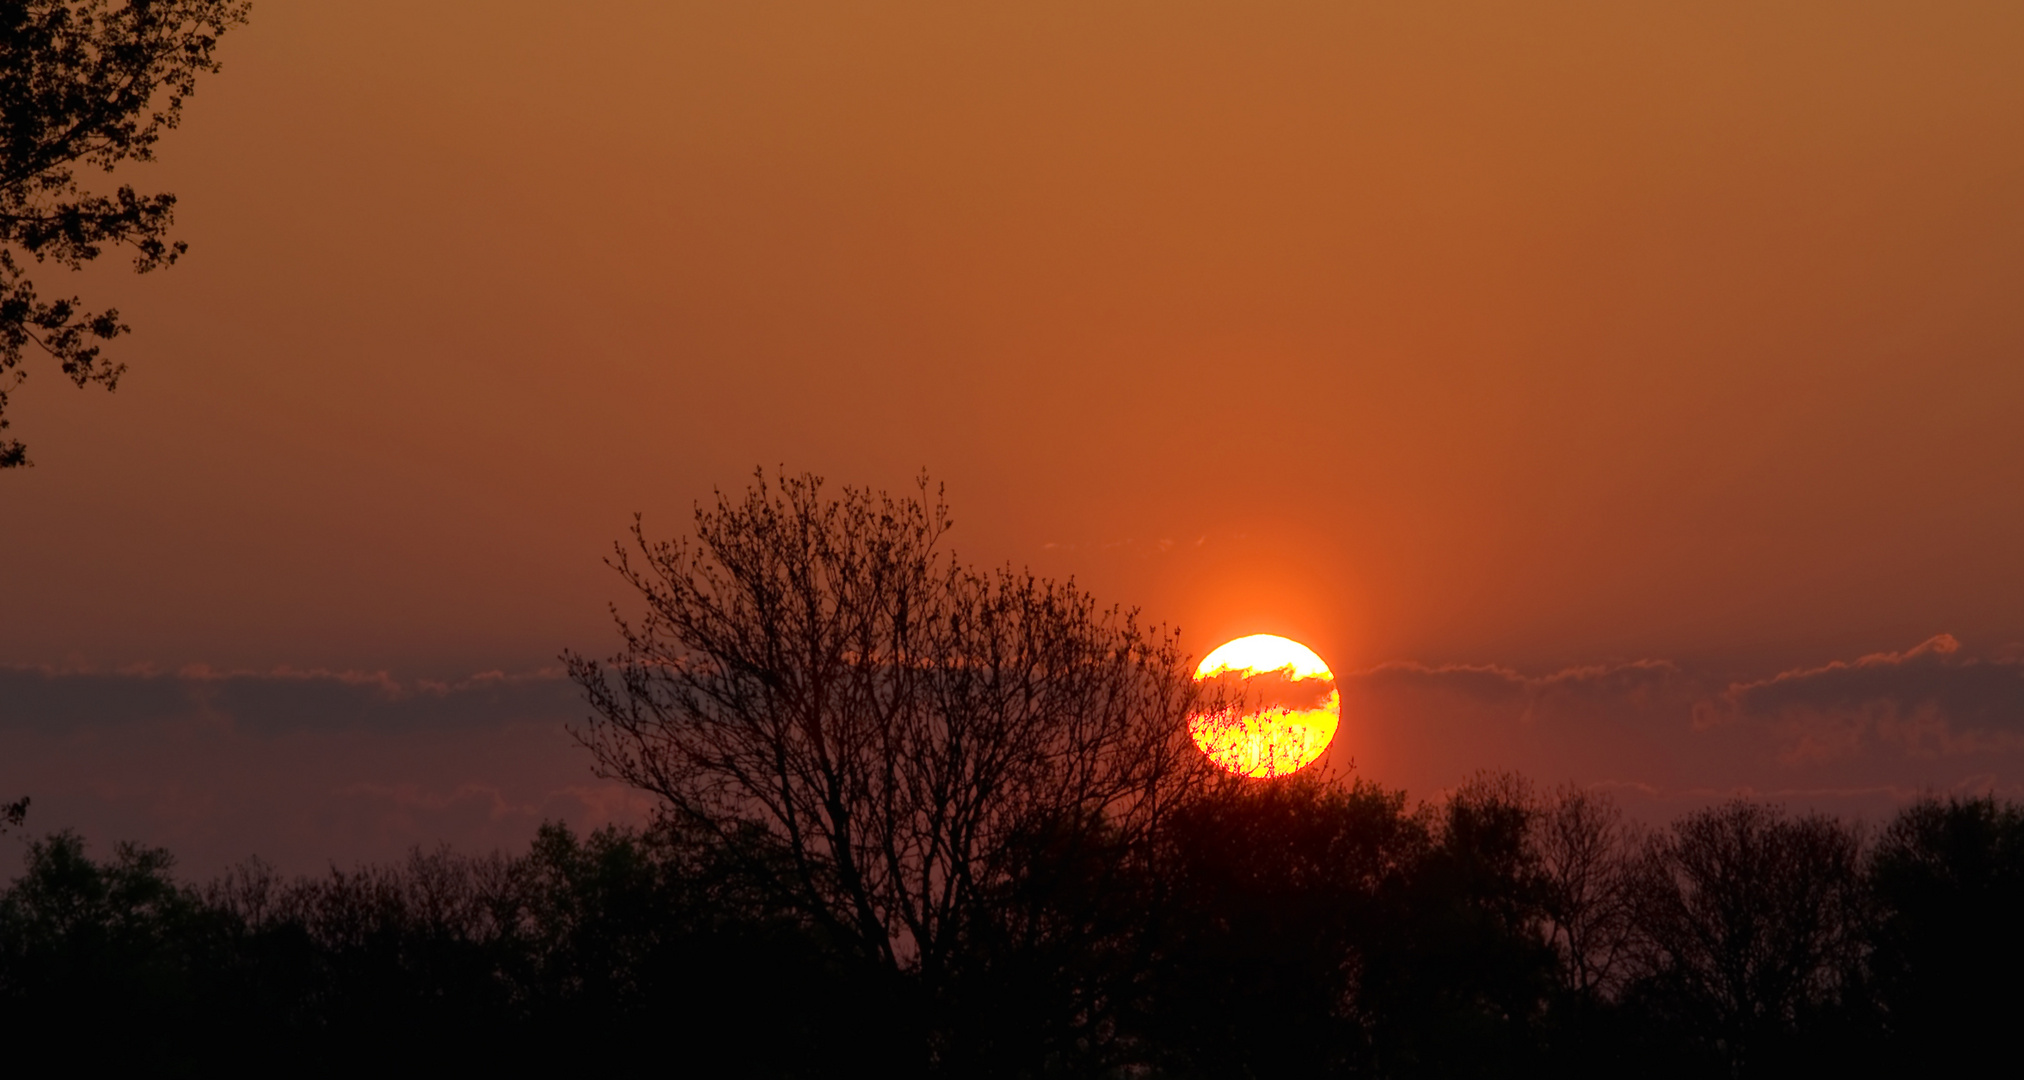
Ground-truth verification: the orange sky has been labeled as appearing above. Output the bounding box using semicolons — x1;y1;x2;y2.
9;0;2024;678
5;2;2024;868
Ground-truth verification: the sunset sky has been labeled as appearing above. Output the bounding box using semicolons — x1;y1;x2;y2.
6;1;2024;874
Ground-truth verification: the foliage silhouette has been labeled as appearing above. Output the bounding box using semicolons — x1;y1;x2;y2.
0;0;249;467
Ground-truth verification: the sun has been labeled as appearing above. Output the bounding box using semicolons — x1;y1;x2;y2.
1189;634;1339;778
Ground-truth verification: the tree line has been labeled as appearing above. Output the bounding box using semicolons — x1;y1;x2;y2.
5;473;2015;1075
0;783;2017;1077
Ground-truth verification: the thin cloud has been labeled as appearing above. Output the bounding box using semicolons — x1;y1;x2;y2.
1347;657;1692;711
0;665;583;735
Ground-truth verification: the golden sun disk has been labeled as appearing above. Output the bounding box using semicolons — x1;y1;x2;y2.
1189;634;1339;779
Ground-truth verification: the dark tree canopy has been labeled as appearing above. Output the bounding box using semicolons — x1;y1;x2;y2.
3;782;2020;1075
0;0;248;468
1867;796;2024;1072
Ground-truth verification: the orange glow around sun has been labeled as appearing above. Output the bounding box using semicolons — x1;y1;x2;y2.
1189;634;1339;779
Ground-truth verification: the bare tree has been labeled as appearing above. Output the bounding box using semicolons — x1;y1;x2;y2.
1533;784;1636;997
565;471;1209;987
1626;800;1867;1073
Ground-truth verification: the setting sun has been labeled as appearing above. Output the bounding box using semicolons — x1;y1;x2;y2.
1189;634;1339;778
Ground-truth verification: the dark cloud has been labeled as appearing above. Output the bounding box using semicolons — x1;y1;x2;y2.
5;641;2023;878
1329;640;2024;819
0;666;586;734
0;666;638;879
1352;661;1534;703
1711;635;2024;761
1722;635;2024;729
1335;658;1711;809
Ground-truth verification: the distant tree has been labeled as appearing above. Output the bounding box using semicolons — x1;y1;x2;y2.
0;796;24;833
566;470;1210;1068
0;830;225;1067
1359;772;1560;1078
1624;801;1867;1076
25;781;2024;1074
1143;772;1424;1078
1866;796;2024;1071
1534;784;1636;999
0;0;250;468
187;821;906;1076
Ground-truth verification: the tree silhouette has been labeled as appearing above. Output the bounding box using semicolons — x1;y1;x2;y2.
1624;801;1867;1076
1142;772;1423;1077
6;783;2022;1073
0;830;230;1068
1867;796;2024;1072
0;0;249;467
565;470;1210;1066
1535;783;1636;999
1357;772;1559;1078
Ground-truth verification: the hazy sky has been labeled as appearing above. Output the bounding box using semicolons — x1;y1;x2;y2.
6;2;2024;871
